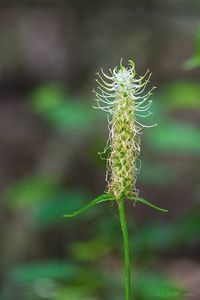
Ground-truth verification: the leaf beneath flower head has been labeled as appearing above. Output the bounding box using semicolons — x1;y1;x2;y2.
63;193;115;218
128;196;168;213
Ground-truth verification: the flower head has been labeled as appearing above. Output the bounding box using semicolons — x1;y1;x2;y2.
93;60;156;200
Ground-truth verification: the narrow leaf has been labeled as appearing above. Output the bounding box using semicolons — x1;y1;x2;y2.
63;194;115;218
129;196;168;213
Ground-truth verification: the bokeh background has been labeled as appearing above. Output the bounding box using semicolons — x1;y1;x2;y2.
0;1;200;299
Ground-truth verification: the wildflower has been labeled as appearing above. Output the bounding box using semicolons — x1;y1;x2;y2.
93;60;156;200
65;60;167;300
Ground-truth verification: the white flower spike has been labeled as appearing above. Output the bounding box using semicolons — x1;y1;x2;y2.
94;59;156;200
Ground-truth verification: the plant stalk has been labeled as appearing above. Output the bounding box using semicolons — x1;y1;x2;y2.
118;199;131;300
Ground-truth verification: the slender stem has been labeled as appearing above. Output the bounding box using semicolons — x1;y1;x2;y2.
118;199;131;300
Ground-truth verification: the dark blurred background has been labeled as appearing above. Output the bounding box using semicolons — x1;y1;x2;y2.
0;1;200;299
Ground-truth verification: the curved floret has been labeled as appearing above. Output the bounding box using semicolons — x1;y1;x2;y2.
93;59;156;200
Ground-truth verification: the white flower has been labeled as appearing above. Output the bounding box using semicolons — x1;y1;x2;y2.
93;60;156;199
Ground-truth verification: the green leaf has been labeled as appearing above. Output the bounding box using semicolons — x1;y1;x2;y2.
135;271;183;300
70;236;112;261
29;84;99;132
183;57;200;70
183;25;200;70
63;194;115;218
6;176;58;210
161;82;200;109
131;211;200;255
33;189;91;227
147;122;200;154
8;261;79;283
55;287;90;300
129;196;168;213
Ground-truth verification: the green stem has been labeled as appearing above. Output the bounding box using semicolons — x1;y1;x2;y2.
118;199;131;300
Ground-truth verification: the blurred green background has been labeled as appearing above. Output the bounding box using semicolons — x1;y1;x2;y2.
0;1;200;300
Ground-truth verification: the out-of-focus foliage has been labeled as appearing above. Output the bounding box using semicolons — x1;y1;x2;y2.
30;84;100;132
6;261;100;300
6;176;59;210
147;122;200;153
183;25;200;69
6;175;92;228
146;84;200;154
70;236;112;261
8;261;78;282
131;211;200;255
33;189;91;228
161;82;200;109
5;260;183;300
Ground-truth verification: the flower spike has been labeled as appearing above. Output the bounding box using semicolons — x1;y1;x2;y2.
94;60;156;200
